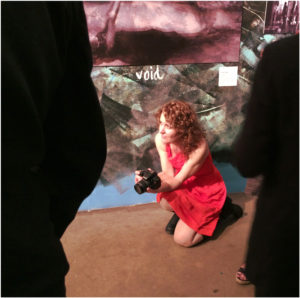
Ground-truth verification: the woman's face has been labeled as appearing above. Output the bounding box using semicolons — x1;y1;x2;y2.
159;113;178;144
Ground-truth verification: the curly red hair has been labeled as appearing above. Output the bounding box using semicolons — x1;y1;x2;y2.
155;100;206;157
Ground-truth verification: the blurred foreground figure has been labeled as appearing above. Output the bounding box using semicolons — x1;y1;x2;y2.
234;34;299;296
2;2;107;296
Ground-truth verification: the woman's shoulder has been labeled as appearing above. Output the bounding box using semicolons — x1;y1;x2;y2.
187;139;209;162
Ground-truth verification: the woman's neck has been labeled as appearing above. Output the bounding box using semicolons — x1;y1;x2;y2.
170;142;183;155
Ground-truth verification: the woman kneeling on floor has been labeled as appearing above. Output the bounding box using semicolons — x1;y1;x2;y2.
135;100;237;247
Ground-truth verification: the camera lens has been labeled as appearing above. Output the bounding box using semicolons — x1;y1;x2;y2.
134;179;148;194
134;184;144;194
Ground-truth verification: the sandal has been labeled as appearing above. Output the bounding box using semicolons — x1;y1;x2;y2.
235;265;251;285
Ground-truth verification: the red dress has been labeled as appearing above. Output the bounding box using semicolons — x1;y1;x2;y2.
157;144;226;236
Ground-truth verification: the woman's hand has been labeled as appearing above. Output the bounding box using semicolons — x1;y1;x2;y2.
134;170;143;184
134;169;164;194
135;169;177;194
146;172;174;193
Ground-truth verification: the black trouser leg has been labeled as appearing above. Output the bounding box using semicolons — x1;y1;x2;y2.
255;283;299;297
35;279;66;297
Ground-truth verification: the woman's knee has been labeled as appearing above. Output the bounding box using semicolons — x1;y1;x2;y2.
159;198;173;211
174;231;204;247
173;233;194;247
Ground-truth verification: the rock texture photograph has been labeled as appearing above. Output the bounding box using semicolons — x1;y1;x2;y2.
84;1;243;66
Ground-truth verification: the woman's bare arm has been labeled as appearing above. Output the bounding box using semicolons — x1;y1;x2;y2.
155;133;175;177
148;138;209;193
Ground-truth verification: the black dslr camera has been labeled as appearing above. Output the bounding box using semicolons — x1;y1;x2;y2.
134;169;161;194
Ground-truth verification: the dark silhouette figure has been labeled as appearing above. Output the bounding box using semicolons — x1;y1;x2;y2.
234;34;299;297
2;2;107;296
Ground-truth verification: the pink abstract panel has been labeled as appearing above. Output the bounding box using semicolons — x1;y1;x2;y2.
264;1;299;34
84;1;243;66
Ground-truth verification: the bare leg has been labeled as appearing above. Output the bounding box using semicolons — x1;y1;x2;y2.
159;198;174;212
174;219;204;247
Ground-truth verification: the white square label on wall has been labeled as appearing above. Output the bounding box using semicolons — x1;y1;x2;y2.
218;66;238;87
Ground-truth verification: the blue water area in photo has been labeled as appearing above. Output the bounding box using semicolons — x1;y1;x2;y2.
214;161;247;193
78;162;246;211
78;173;156;211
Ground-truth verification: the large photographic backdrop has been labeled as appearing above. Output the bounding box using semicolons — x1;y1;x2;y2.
84;1;243;66
80;1;296;210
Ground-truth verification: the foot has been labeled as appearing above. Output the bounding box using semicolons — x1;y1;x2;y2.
232;203;243;219
235;264;251;285
220;197;243;221
165;213;180;235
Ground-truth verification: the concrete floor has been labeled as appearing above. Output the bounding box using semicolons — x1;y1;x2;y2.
61;192;256;297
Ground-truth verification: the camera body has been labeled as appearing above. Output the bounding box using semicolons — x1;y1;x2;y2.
134;169;161;194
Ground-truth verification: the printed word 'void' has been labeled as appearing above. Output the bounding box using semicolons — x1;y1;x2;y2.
136;66;164;81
